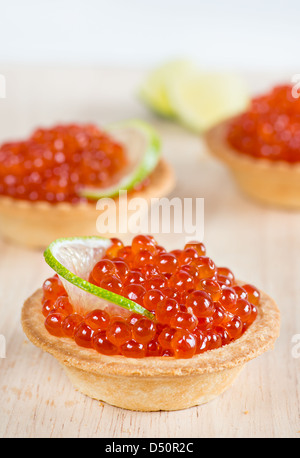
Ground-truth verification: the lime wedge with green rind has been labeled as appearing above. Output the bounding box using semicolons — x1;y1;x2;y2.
79;119;161;200
138;59;194;117
44;236;154;320
167;71;249;132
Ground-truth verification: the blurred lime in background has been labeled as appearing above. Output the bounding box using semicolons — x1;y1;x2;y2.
139;60;249;132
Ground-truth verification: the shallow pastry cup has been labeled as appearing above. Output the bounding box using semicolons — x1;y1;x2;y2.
204;119;300;209
0;159;175;249
21;284;280;411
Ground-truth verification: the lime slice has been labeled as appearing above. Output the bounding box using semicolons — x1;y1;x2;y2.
44;236;154;319
139;60;194;117
79;119;161;200
168;71;249;132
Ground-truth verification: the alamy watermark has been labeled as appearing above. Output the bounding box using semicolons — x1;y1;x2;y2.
0;74;6;98
96;191;204;243
291;334;300;359
0;334;6;358
291;74;300;98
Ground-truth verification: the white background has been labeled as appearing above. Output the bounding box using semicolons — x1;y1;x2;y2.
0;0;299;70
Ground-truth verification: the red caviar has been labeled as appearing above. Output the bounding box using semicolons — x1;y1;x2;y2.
0;123;127;202
227;84;300;163
41;236;259;358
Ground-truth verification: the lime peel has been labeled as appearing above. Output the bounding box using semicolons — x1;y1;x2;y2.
43;236;155;320
79;119;161;200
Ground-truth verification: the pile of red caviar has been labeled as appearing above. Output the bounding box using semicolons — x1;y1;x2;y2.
42;235;259;359
227;84;300;163
0;124;127;203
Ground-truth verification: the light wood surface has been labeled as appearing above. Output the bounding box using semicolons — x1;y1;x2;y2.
0;65;299;438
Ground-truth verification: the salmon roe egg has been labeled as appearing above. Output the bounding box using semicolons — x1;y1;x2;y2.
42;275;66;301
186;290;214;317
156;252;178;275
93;331;119;355
100;275;123;294
120;340;146;358
156;298;180;325
143;289;165;312
122;284;146;305
44;312;65;337
105;238;124;259
171;329;197;359
133;318;156;343
243;284;260;306
199;279;222;302
42;299;54;317
91;260;117;285
85;309;110;331
184;241;206;256
170;311;198;332
106;320;132;347
74;323;94;348
41;237;260;358
52;296;73;316
158;326;176;350
131;234;157;255
62;313;83;337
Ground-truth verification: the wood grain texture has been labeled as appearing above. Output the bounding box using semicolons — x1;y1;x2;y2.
0;65;299;437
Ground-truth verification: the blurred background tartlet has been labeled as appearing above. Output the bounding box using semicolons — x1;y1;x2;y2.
0;119;175;248
204;84;300;209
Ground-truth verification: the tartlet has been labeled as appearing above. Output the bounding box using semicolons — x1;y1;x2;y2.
205;119;300;209
204;84;300;209
21;236;280;411
22;285;279;411
0;121;175;248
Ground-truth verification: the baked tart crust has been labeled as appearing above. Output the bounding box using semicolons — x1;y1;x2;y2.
21;283;280;411
204;119;300;209
0;159;175;248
